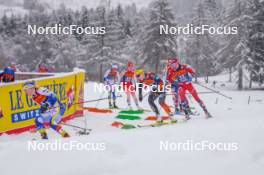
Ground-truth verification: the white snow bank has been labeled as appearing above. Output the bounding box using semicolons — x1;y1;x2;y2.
0;81;264;175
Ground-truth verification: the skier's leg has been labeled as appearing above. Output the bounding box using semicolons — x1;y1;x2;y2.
35;115;48;139
49;103;70;137
158;92;176;122
108;90;112;108
158;92;172;116
187;83;201;102
127;84;140;109
188;83;211;118
123;83;133;110
131;91;141;109
172;85;180;114
112;88;118;108
148;92;160;117
126;91;132;110
178;85;190;119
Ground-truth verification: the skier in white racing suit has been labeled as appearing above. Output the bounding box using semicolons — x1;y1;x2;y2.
104;64;120;109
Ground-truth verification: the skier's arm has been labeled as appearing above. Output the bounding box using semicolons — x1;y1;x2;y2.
116;72;120;84
103;69;111;83
36;87;56;108
187;65;195;75
118;70;125;84
162;69;169;85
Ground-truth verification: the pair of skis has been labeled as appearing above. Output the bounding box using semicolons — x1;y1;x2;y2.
61;123;91;135
137;119;187;128
137;109;210;128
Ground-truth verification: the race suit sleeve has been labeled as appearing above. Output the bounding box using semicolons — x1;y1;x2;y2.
103;69;111;82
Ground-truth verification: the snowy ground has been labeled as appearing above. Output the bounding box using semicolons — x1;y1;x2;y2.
1;80;264;175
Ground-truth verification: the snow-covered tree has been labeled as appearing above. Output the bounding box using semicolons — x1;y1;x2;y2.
185;0;224;83
246;0;264;87
138;0;177;73
216;0;252;85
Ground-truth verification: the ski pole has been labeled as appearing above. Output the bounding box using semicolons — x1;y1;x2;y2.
166;91;217;96
47;95;122;110
142;91;150;100
75;95;123;107
195;83;232;100
60;122;92;131
95;91;105;108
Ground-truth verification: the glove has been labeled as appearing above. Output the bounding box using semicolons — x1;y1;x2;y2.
40;102;50;113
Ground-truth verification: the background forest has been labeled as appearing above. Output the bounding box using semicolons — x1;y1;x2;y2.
0;0;263;89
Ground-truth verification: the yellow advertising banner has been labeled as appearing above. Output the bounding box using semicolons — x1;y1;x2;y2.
0;71;85;135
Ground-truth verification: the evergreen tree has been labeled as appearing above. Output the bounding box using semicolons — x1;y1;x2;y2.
185;0;224;83
140;0;177;73
247;0;264;86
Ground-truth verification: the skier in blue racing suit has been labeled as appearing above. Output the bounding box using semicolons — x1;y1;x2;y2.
23;81;70;139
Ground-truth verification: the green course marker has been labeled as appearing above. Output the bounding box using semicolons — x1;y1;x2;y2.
116;114;141;120
119;110;144;115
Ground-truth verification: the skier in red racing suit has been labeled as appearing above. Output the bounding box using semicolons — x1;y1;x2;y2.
170;59;212;119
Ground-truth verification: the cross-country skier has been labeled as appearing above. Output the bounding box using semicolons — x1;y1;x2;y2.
165;59;181;113
136;70;175;123
165;58;192;114
135;68;145;102
104;64;120;109
120;61;141;110
23;81;70;139
170;59;212;119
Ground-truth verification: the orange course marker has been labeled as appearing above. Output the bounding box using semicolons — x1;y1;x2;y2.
111;121;124;128
83;107;113;113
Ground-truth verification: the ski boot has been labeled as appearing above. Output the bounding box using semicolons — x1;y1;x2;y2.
186;106;195;115
61;131;70;138
169;113;177;123
136;104;143;111
109;102;113;109
41;132;48;139
113;102;119;109
55;125;70;138
128;105;133;111
174;107;181;115
204;111;212;119
181;102;191;120
60;130;70;138
179;103;184;112
155;114;164;124
185;115;191;120
198;100;212;119
156;119;164;124
183;108;191;120
39;128;48;139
